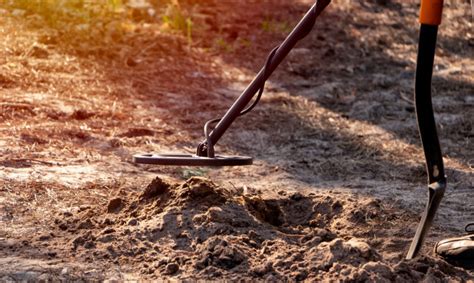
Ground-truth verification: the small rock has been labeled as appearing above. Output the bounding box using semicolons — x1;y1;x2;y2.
127;218;138;226
163;263;179;275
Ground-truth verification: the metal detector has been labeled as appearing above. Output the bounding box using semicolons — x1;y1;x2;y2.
133;0;331;166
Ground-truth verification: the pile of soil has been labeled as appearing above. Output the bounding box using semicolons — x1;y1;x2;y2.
17;177;470;281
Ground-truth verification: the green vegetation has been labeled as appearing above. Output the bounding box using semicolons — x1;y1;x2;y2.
3;0;194;41
161;0;193;42
6;0;124;24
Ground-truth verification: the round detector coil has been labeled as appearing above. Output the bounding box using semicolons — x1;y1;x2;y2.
133;154;253;166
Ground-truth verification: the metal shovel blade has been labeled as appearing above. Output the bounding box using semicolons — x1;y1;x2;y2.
406;181;446;260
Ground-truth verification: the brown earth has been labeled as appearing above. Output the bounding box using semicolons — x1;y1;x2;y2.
0;0;473;281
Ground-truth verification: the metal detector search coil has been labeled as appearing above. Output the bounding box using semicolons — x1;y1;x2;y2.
133;154;253;166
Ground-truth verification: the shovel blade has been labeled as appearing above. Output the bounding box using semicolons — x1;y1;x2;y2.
406;181;446;260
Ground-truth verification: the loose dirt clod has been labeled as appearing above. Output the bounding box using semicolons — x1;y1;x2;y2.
140;177;170;200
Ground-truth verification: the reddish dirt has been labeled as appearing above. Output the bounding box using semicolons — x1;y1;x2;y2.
0;0;473;281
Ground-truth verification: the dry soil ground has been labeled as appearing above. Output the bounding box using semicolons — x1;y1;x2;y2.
0;0;473;281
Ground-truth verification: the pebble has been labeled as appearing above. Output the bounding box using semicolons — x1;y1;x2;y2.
164;263;179;275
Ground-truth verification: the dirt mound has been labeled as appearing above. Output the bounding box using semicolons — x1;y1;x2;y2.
44;177;472;280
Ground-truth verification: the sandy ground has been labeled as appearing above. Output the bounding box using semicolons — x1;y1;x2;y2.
0;0;473;281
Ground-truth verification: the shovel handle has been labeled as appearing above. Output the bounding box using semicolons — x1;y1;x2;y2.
420;0;444;25
406;0;447;260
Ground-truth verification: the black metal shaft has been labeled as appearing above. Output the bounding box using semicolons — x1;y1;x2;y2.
197;0;331;156
406;24;447;260
414;25;445;184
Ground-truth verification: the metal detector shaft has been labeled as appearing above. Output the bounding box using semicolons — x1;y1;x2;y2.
197;0;331;156
406;0;446;259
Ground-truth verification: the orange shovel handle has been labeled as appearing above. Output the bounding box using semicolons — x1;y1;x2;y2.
420;0;444;25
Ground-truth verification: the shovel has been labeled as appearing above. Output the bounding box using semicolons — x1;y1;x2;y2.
406;0;447;260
